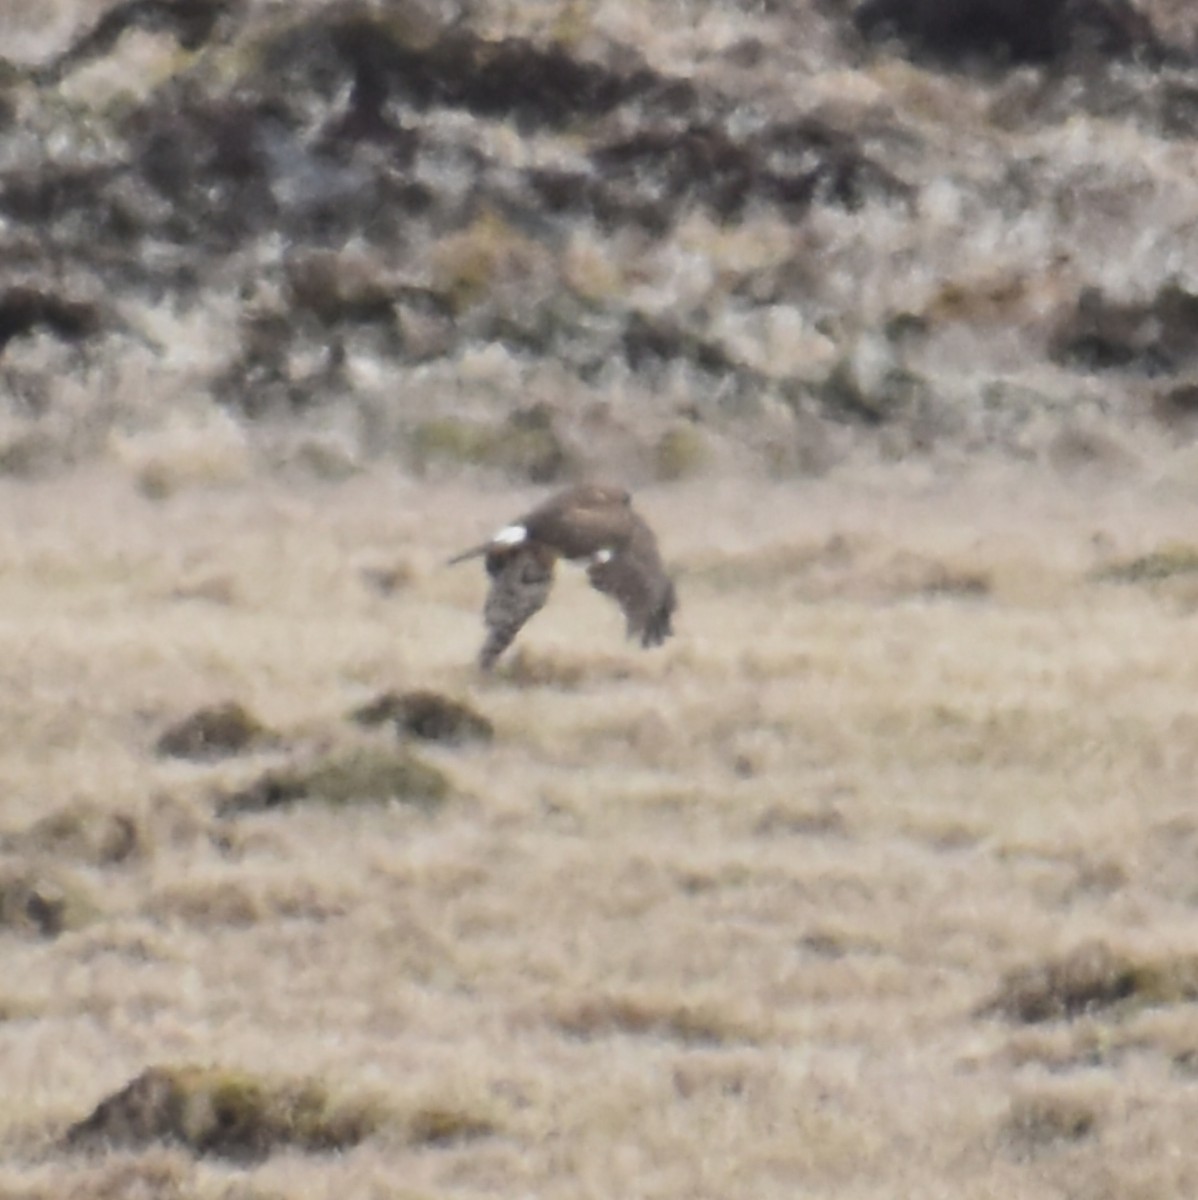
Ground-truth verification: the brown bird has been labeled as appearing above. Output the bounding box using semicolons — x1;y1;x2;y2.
448;484;678;670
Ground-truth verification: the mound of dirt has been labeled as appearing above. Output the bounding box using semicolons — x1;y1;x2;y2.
0;866;98;938
350;689;494;744
7;803;143;866
979;940;1198;1023
155;702;278;761
64;1065;389;1160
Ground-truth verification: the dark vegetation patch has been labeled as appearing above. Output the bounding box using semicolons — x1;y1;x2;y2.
796;928;885;960
155;701;278;761
853;0;1166;70
869;552;993;601
0;0;1191;473
979;940;1198;1023
215;747;450;817
0;865;97;938
350;689;494;745
1050;284;1198;376
403;1104;497;1147
553;992;762;1045
1092;542;1198;584
754;804;850;838
63;1065;390;1161
148;875;347;928
583;117;910;228
0;286;104;352
1001;1086;1102;1158
251;10;697;135
0;1;908;404
32;0;240;86
4;803;144;866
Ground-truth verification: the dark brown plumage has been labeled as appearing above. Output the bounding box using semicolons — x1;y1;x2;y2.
448;484;678;670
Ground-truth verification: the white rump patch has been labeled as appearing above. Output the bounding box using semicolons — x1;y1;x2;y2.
591;548;614;565
492;524;527;546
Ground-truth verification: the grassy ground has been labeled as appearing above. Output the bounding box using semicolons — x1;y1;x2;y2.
3;462;1198;1198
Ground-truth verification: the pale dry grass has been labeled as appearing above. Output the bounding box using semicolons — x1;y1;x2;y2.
2;463;1198;1197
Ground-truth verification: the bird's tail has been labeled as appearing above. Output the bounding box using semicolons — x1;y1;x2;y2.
446;541;492;566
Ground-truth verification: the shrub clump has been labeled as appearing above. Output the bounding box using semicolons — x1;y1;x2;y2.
0;866;98;937
6;803;143;865
155;702;278;761
216;747;450;816
350;689;494;745
64;1066;391;1160
1002;1086;1102;1158
979;940;1198;1023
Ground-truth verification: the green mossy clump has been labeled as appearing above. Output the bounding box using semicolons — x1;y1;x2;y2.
1094;542;1198;584
64;1066;391;1161
654;424;711;481
979;940;1198;1023
409;407;571;483
155;702;278;762
410;417;494;467
216;747;451;817
350;689;494;745
0;866;98;938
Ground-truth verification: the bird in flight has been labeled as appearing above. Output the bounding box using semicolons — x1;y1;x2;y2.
448;484;678;670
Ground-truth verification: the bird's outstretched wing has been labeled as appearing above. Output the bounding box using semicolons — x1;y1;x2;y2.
478;544;556;670
520;485;633;561
586;511;677;647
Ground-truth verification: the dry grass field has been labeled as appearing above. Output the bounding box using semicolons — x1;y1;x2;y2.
2;462;1198;1198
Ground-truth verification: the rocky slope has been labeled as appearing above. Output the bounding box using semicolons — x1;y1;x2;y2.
4;0;1198;485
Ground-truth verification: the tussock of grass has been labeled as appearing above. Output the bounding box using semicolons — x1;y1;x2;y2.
553;992;763;1046
64;1066;391;1161
155;701;278;761
403;1103;498;1146
6;803;143;866
350;689;494;745
753;804;849;838
0;866;97;938
215;747;451;817
1002;1023;1119;1072
148;870;349;928
1002;1084;1103;1157
870;551;991;600
980;941;1198;1024
1094;542;1198;583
